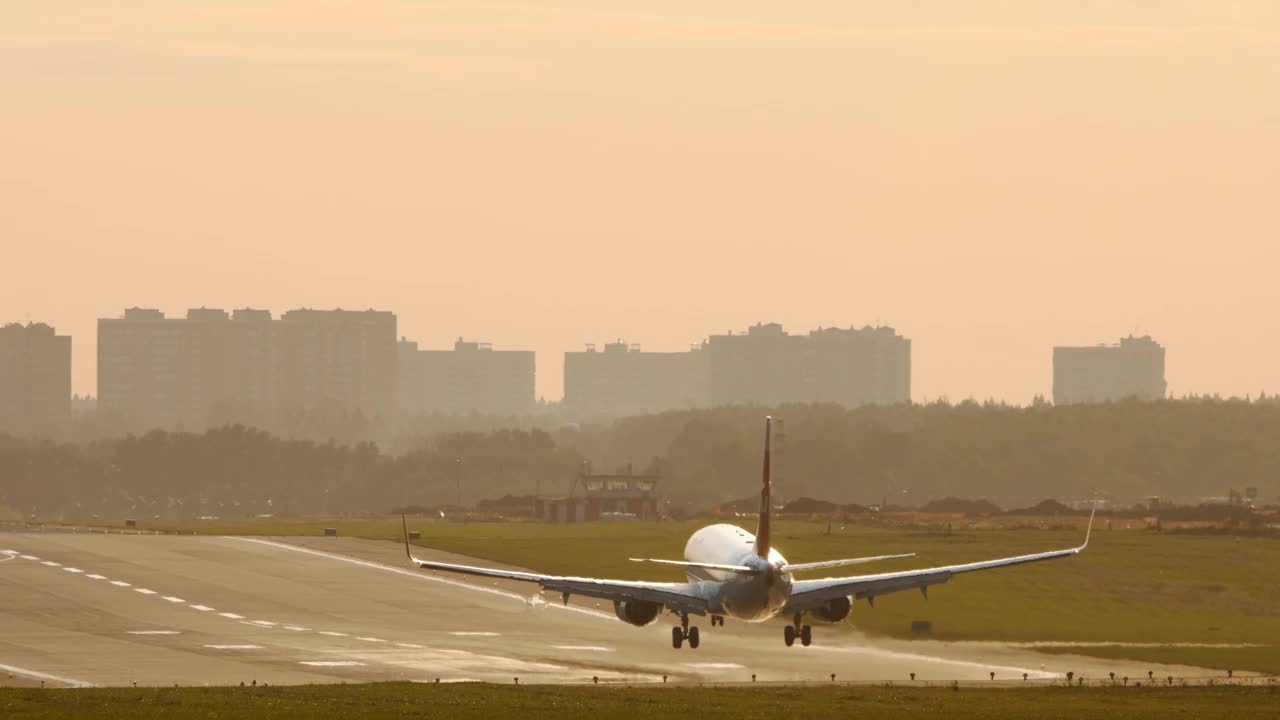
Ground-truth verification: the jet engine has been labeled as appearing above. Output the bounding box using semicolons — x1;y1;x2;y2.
613;600;662;627
808;596;852;623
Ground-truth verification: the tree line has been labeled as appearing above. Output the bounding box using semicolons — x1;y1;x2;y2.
3;398;1278;519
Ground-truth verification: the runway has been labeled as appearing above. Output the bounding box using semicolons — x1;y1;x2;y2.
0;532;1217;688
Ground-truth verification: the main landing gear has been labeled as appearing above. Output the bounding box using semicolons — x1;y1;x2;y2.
783;614;811;647
671;613;700;649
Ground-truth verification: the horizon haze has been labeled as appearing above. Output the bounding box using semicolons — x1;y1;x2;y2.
4;2;1279;403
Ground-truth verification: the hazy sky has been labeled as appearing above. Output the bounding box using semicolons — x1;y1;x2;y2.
4;2;1279;403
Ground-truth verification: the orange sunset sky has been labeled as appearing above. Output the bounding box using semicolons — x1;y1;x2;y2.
3;2;1278;403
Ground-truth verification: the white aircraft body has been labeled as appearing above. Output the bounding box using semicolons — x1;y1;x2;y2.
404;417;1093;648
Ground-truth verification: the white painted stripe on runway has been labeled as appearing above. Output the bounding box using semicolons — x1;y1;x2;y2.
228;537;613;620
110;580;131;587
86;574;107;580
41;561;61;567
300;661;366;667
134;588;157;595
128;630;181;635
394;642;425;649
190;605;215;612
0;662;93;688
450;631;501;637
318;631;348;637
62;567;84;573
807;645;1057;679
248;620;276;627
553;645;613;652
0;549;15;554
284;626;309;632
20;555;39;560
203;645;262;650
162;596;185;603
684;662;744;669
218;612;245;619
355;636;386;643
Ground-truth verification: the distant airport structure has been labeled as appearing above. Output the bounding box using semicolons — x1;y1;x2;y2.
98;307;397;430
564;323;910;418
398;337;535;416
0;322;71;434
1053;335;1167;405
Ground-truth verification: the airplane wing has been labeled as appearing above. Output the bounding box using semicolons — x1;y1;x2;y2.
783;507;1094;615
401;517;710;615
784;553;915;573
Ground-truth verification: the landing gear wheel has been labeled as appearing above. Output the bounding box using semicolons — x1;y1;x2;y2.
672;626;684;649
687;626;700;649
783;625;796;647
800;625;812;647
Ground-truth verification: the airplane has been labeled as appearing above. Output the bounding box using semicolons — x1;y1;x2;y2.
403;416;1094;649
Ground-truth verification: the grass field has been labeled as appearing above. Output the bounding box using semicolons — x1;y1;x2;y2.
62;516;1280;673
3;683;1279;720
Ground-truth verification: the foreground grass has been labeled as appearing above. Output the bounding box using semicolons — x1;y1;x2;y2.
3;683;1278;720
72;516;1280;673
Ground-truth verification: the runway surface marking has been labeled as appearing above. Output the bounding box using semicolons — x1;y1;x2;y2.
219;613;245;620
809;644;1056;679
552;645;613;652
356;637;388;643
86;574;107;580
203;645;263;651
190;605;215;612
110;580;131;587
62;567;84;573
20;554;39;560
134;588;157;595
450;631;501;637
162;596;185;603
247;621;277;627
685;662;744;669
283;626;309;632
128;630;181;635
318;631;348;637
395;643;425;649
0;662;94;688
41;561;61;567
300;661;365;667
229;537;613;620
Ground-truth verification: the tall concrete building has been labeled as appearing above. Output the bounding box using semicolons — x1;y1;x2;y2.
1053;335;1167;405
98;307;397;430
564;323;910;417
99;308;277;429
563;341;708;418
0;322;71;434
704;323;911;407
272;309;398;422
399;338;535;416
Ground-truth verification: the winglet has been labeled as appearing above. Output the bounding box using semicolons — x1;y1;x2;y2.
755;416;773;559
402;513;414;562
1079;501;1098;551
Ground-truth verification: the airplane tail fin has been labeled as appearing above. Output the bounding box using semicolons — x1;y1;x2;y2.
754;416;773;559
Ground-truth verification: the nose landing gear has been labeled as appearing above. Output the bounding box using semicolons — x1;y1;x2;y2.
783;614;811;647
671;613;700;649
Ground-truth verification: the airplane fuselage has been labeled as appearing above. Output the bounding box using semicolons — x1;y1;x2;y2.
684;523;792;622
